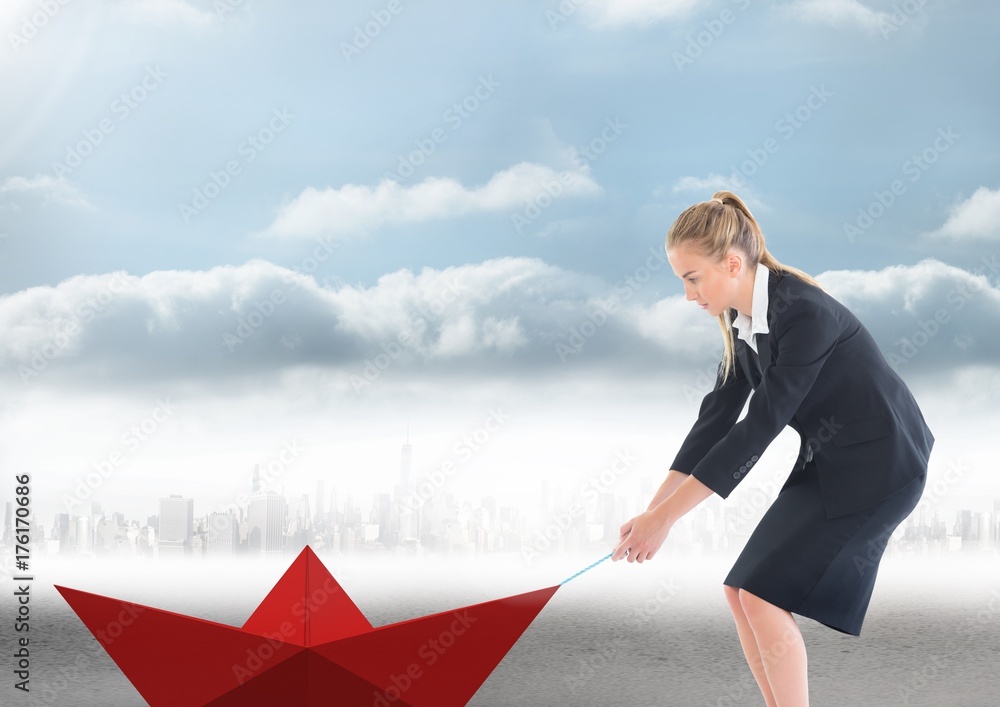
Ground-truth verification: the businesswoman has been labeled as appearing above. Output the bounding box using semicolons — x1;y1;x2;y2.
611;191;934;706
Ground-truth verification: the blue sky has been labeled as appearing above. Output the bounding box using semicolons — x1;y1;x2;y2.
1;0;998;524
2;0;997;290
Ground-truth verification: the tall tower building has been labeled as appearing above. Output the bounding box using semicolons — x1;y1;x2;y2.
373;493;394;546
292;494;311;529
76;514;93;556
315;479;326;527
979;512;994;551
329;486;340;526
158;495;194;557
55;513;72;554
397;427;421;542
959;509;973;550
247;492;286;556
207;512;238;556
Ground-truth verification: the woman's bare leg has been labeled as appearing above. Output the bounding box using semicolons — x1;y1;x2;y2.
738;588;809;706
724;585;778;707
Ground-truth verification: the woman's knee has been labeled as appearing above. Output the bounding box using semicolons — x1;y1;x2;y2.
738;588;771;618
739;589;795;627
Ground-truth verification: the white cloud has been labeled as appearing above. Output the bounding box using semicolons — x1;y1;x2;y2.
264;162;602;239
817;258;1000;370
120;0;216;29
672;173;744;194
668;174;765;211
0;174;93;209
0;258;605;389
480;316;529;354
0;258;994;396
927;186;1000;241
582;0;700;28
780;0;889;32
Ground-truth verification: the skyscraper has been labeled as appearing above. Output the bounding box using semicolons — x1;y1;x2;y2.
54;513;72;555
247;492;286;556
314;479;326;527
397;428;420;543
207;511;238;556
959;509;973;550
158;495;194;557
329;486;340;526
978;512;994;551
76;514;93;556
373;493;393;546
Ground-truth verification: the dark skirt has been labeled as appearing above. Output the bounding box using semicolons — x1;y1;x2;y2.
723;456;926;636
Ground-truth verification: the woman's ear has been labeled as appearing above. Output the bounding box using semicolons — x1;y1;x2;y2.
726;251;743;277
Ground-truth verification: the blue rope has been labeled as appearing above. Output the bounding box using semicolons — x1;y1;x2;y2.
560;551;614;585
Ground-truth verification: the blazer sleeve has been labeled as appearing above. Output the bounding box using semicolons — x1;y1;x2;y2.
669;347;752;475
688;298;840;499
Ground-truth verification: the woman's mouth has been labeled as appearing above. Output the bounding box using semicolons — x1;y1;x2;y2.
700;302;708;309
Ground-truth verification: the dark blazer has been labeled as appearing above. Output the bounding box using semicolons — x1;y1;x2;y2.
670;268;935;520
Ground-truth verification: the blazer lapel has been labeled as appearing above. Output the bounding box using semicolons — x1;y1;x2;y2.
756;268;780;373
733;268;780;386
736;335;760;386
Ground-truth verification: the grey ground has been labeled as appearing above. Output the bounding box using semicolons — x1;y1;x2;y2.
4;553;997;706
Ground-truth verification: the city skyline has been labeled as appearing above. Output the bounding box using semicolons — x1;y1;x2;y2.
5;425;992;539
4;437;996;571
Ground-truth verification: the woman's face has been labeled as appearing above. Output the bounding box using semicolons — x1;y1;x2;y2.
667;244;740;317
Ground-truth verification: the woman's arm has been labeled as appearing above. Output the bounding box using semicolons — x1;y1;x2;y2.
613;472;715;562
644;469;689;512
657;472;716;525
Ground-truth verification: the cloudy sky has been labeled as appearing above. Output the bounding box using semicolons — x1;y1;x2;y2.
1;0;998;527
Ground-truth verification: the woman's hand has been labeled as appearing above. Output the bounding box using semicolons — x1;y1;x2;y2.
612;504;674;563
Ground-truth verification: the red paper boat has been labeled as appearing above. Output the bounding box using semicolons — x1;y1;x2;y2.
56;546;559;706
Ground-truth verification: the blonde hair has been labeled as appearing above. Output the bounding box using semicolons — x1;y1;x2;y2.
665;190;825;382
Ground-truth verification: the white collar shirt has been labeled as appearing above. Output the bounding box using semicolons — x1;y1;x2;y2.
731;262;770;355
